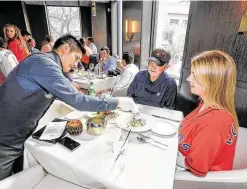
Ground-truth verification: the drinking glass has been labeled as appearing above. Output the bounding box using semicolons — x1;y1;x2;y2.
89;63;94;72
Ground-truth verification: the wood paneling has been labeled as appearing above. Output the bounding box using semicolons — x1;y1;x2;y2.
179;1;247;127
183;1;247;82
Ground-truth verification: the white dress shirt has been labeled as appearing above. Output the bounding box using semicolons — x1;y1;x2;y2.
89;43;98;54
114;63;139;91
0;49;18;77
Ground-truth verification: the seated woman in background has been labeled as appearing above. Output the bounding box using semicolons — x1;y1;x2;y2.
3;24;29;63
79;37;92;70
177;50;239;177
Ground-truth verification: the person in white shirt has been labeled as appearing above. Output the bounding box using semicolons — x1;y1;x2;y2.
41;35;54;53
113;52;139;91
0;37;18;84
86;37;97;54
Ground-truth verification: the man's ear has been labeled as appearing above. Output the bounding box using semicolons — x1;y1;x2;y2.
163;64;169;72
62;44;70;53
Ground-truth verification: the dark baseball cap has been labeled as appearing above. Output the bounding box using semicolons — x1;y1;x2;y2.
148;48;171;66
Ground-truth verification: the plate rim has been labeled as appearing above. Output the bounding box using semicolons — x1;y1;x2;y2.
151;120;177;136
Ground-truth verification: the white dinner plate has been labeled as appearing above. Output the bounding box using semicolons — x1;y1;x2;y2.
151;120;177;136
65;111;84;120
115;112;154;133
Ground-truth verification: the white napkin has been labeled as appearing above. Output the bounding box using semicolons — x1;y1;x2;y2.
39;121;66;140
72;139;125;189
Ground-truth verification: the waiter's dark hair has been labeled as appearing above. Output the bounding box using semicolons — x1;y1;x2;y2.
53;34;86;55
87;37;94;43
122;52;134;65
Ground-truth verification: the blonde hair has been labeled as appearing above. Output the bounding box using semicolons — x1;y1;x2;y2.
191;50;239;129
3;24;29;54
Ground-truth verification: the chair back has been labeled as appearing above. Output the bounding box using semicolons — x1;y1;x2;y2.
233;127;247;169
112;86;129;97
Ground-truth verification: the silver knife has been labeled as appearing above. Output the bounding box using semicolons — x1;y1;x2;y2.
151;114;181;123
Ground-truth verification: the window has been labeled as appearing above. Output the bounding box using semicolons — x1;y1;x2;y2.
154;0;190;84
170;19;179;25
46;6;81;40
183;20;188;26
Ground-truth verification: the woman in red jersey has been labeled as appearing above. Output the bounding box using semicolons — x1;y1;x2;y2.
177;50;239;176
3;24;29;63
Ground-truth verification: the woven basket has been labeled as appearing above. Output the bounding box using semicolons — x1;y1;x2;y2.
66;120;83;136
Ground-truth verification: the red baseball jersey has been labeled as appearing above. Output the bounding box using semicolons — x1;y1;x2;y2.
8;39;29;63
178;103;237;176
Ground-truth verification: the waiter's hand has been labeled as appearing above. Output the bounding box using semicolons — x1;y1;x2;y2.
80;88;88;94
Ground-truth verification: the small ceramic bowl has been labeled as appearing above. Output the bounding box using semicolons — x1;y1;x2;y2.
86;116;106;135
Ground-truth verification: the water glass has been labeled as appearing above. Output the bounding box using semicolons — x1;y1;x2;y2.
89;63;94;72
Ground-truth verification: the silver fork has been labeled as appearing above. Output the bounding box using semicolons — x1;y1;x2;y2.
137;136;166;150
138;134;168;147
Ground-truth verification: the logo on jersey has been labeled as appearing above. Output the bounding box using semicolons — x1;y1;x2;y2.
226;124;237;145
179;133;184;143
180;143;191;151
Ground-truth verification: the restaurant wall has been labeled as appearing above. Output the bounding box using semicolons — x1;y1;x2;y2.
80;6;92;39
122;1;142;67
0;1;27;38
26;4;49;49
177;1;247;127
91;3;108;52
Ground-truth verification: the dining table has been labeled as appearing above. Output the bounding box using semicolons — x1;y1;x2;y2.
71;72;119;93
24;101;183;189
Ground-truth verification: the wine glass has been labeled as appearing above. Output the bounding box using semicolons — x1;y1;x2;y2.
89;63;94;72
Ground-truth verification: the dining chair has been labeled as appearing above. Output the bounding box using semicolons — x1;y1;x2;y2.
0;165;87;189
174;126;247;189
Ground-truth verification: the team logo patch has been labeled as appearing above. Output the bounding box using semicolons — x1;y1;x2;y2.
179;133;184;143
180;143;191;151
226;124;237;145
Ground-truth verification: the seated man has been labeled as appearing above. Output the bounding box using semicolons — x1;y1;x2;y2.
0;37;18;84
127;48;177;109
113;52;139;91
95;46;117;73
27;38;40;53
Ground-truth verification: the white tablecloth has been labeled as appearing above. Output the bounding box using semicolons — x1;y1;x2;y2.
73;75;118;93
24;103;183;189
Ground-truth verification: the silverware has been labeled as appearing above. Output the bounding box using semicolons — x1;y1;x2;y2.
137;136;166;150
114;129;131;163
138;134;168;147
151;114;181;123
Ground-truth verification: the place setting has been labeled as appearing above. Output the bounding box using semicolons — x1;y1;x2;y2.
113;105;178;152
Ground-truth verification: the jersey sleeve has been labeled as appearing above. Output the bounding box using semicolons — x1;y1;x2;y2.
183;127;225;176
